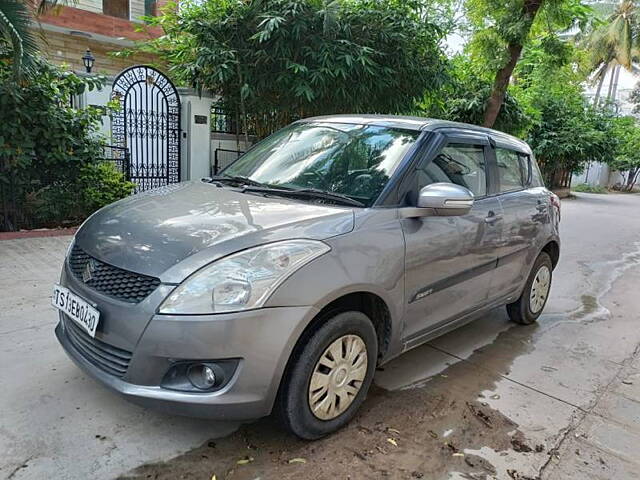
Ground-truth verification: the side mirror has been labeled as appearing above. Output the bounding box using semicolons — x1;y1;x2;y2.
402;183;474;218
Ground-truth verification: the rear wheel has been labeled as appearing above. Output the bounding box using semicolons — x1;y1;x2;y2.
507;252;553;325
277;311;378;440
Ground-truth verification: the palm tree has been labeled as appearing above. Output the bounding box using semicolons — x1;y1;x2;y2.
0;0;65;77
586;0;640;107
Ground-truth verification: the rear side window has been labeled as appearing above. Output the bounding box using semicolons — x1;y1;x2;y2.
496;148;528;192
529;155;545;187
418;143;487;196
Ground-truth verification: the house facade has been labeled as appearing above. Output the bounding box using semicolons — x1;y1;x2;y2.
36;0;161;74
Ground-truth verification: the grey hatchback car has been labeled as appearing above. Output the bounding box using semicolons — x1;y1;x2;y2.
53;115;560;439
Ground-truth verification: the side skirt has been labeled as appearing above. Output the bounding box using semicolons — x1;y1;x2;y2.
400;292;517;354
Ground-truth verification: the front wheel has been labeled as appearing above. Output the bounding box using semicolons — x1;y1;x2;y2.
276;311;378;440
507;252;553;325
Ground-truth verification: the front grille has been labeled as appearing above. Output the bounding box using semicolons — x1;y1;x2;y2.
63;315;132;378
68;245;160;303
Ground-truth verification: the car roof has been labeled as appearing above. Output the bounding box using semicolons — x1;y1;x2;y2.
298;114;532;153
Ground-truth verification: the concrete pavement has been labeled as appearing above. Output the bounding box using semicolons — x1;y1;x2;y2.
1;192;640;479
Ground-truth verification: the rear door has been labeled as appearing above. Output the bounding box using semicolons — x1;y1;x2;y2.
490;143;548;300
400;131;503;344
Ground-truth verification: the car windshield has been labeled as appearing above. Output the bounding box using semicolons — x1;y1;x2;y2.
222;122;420;207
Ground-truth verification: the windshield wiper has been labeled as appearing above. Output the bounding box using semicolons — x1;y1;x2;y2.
210;175;265;187
241;186;364;208
292;188;365;207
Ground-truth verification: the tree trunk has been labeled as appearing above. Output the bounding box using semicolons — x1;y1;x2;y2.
606;66;617;105
482;0;543;128
593;68;607;106
626;167;640;191
611;65;621;105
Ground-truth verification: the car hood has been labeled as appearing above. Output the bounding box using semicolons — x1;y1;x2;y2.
75;181;354;283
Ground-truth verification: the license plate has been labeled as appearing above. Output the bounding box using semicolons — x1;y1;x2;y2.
52;284;100;338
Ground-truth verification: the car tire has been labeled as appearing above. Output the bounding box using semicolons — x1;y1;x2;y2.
507;252;553;325
276;310;378;440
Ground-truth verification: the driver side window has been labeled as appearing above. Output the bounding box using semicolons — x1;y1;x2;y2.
417;143;487;197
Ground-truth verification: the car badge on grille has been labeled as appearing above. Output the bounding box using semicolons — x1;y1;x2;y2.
82;259;97;283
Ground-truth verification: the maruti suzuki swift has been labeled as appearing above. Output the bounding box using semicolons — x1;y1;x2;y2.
53;115;560;439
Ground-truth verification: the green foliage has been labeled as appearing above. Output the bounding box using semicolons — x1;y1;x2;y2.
140;0;449;137
572;183;608;193
0;58;133;230
464;0;592;126
526;91;617;188
0;0;70;77
584;1;639;73
28;162;136;225
609;116;640;191
0;0;40;77
421;56;530;136
466;0;591;74
78;162;136;215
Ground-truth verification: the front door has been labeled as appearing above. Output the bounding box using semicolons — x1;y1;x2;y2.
401;134;502;344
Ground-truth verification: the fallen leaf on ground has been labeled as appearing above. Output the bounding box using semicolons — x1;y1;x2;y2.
452;452;464;457
387;428;400;435
288;458;307;464
237;456;254;465
387;438;398;447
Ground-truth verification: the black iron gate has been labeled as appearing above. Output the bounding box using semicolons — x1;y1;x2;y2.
212;148;245;176
111;65;181;191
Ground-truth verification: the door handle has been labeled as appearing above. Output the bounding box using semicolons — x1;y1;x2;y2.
484;212;502;224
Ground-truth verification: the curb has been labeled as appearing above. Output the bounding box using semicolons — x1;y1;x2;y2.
0;227;77;241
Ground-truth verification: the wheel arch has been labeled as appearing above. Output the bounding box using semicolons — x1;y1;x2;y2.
273;290;393;414
541;240;560;269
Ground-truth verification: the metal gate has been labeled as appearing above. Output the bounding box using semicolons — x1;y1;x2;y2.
111;65;181;191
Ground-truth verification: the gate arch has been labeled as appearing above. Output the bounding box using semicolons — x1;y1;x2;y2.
111;65;181;191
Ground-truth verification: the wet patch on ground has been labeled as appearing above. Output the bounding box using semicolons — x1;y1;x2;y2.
120;221;640;480
120;385;545;480
120;318;560;480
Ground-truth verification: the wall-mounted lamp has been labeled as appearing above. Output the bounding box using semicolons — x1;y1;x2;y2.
82;48;95;73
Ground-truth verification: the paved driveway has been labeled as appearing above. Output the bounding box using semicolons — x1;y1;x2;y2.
2;192;640;479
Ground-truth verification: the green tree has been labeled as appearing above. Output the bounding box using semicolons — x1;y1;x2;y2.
421;56;530;136
584;0;640;107
139;0;449;138
465;0;591;127
0;0;69;77
526;88;617;188
610;116;640;191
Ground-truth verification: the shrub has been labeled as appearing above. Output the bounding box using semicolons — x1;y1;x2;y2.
140;0;449;137
0;58;133;230
26;162;136;226
572;183;608;194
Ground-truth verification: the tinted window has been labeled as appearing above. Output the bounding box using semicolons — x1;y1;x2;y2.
496;148;528;192
418;143;487;196
529;155;545;187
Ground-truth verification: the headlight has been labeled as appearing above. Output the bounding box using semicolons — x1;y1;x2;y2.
159;239;330;314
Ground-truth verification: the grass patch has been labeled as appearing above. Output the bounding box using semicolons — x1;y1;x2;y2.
572;183;608;194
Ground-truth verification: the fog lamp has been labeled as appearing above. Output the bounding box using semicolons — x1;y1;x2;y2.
188;364;217;390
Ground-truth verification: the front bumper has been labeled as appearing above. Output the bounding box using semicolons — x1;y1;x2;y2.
56;304;319;420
